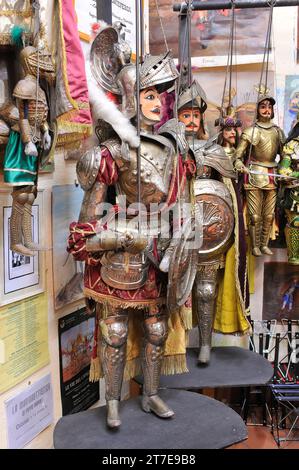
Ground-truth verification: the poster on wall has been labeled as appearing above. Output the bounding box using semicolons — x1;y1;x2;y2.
0;293;49;394
111;0;137;54
74;0;97;42
58;307;99;415
52;185;84;310
0;190;44;306
5;374;53;449
283;75;299;137
149;0;272;67
263;262;299;321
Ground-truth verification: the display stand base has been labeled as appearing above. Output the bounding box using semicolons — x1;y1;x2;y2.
53;389;247;449
135;347;273;390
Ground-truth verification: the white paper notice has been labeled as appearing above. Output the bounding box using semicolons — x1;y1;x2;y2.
112;0;136;54
5;374;53;449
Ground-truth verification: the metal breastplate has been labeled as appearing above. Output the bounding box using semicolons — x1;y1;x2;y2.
116;133;175;206
193;179;234;261
251;126;280;164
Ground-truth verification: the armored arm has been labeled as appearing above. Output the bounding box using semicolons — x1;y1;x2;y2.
17;98;31;145
77;144;148;254
234;136;249;173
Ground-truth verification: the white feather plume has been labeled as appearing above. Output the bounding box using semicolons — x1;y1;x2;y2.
85;60;140;148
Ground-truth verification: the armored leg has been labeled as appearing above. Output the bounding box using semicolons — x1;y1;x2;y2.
22;185;46;251
141;309;174;418
10;186;35;257
194;265;219;364
285;209;299;265
100;310;128;428
246;189;263;256
260;189;276;255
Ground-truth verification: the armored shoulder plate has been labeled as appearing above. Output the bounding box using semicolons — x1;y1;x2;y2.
102;137;122;165
13;76;47;103
188;138;207;161
157;118;189;155
0;101;19;126
241;126;261;146
141;132;175;153
276;126;286;145
76;146;102;190
203;143;236;178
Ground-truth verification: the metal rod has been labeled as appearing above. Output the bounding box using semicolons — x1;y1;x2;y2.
140;0;144;60
135;0;142;214
173;0;299;11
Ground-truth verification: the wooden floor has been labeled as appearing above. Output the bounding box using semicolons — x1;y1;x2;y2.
229;425;299;449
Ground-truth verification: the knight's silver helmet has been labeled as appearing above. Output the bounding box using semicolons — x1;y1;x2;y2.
139;51;179;93
178;80;207;114
90;22;179;118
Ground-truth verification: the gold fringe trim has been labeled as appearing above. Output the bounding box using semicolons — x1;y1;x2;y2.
161;354;188;375
57;0;79;110
84;288;166;310
0;10;31;18
88;353;189;382
178;305;193;330
89;356;101;382
0;32;33;45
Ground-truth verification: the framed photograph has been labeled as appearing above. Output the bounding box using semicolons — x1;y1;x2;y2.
0;189;45;306
262;262;299;321
149;1;272;67
52;185;84;310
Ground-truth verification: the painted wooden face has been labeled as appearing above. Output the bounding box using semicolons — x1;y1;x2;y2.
258;99;273;120
222;126;237;146
140;87;161;123
178;107;201;134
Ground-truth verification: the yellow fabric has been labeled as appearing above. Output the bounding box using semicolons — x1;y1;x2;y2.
214;244;250;334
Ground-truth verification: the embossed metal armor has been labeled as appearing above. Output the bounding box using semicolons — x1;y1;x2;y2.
175;88;248;364
234;93;285;256
72;23;184;429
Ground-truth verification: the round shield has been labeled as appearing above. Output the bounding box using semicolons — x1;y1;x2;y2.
193;179;234;260
167;217;200;310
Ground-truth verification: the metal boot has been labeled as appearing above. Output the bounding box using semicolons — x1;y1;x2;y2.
10;193;35;257
249;215;262;257
195;268;218;365
141;314;174;418
100;315;128;429
22;202;46;251
260;216;274;255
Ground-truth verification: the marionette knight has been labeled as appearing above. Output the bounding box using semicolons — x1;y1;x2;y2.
278;118;299;265
2;30;55;256
234;88;285;256
167;81;250;365
67;24;190;429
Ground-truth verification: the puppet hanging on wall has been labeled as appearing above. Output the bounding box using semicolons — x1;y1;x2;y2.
1;26;55;256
